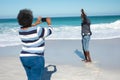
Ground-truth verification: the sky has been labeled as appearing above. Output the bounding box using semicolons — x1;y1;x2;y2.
0;0;120;18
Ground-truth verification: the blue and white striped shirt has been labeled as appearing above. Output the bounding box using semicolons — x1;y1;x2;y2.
19;26;52;57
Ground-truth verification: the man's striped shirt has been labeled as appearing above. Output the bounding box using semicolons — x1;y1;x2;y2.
19;26;52;57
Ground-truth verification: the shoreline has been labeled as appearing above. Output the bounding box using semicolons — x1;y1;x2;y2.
0;37;120;48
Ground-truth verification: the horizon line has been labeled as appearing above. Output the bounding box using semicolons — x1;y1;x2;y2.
0;14;120;19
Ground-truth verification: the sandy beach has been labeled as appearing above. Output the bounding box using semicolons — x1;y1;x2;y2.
0;38;120;80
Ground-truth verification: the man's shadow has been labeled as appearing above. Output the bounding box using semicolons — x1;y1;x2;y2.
74;49;85;60
42;65;57;80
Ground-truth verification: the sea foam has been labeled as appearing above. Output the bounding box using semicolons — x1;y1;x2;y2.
0;20;120;47
49;20;120;40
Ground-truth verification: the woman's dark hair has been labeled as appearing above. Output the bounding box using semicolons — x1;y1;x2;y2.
81;9;87;23
17;9;33;27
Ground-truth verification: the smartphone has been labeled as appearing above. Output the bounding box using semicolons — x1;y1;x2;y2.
41;18;46;22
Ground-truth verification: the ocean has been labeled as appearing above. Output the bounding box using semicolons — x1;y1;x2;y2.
0;15;120;47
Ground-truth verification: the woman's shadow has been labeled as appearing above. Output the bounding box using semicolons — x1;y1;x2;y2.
74;49;85;60
42;65;57;80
